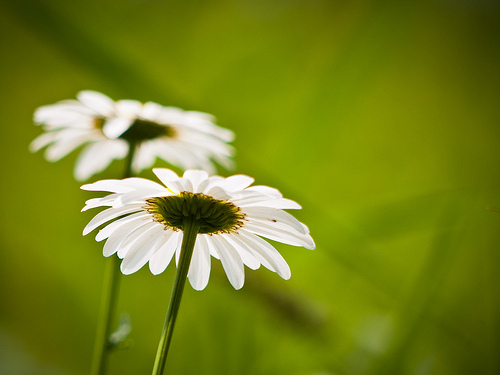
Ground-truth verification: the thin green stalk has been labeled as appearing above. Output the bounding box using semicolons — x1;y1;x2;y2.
90;142;137;375
122;141;137;180
90;256;121;375
152;219;200;375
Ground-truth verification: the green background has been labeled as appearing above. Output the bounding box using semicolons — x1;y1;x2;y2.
1;0;500;374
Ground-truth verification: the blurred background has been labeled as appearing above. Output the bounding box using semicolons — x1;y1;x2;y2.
1;0;500;374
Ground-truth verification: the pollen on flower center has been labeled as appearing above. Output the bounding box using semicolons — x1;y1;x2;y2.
144;192;246;234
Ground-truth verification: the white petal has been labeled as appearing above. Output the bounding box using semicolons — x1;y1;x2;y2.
213;153;235;171
181;130;234;157
77;90;115;117
102;216;152;256
205;186;231;201
238;230;291;279
81;179;132;193
82;194;119;211
221;234;260;270
121;225;165;274
29;131;58;152
34;102;94;124
149;231;182;275
120;177;168;191
160;142;205;172
153;168;180;191
116;222;157;258
197;175;219;193
96;212;150;241
209;235;245;290
114;188;170;207
82;177;165;194
218;175;254;192
242;207;307;234
44;132;92;161
232;195;301;210
141;102;165;122
132;142;157;172
204;237;220;260
183;170;209;193
188;234;211;290
244;185;282;198
102;117;133;139
74;141;128;181
242;221;315;249
153;142;191;170
83;204;143;235
115;99;143;117
178;177;193;192
180;110;235;142
249;218;312;238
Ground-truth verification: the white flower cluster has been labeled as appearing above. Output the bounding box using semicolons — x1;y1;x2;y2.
32;90;315;289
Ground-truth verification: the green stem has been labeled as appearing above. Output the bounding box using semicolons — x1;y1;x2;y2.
90;142;137;375
123;141;137;179
90;256;121;375
152;219;200;375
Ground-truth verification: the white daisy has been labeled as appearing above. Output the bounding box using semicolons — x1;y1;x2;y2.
81;168;315;290
30;91;235;181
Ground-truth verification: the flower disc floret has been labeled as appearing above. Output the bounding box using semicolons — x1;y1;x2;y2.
145;192;245;234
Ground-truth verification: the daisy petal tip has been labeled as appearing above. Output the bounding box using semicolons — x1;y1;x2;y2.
190;282;207;292
152;167;172;174
120;263;134;275
149;258;169;275
77;89;101;97
275;263;291;280
228;274;245;290
149;267;163;276
233;282;244;290
281;272;291;280
102;248;116;257
306;239;316;250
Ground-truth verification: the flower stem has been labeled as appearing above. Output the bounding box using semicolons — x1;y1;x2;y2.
90;142;137;375
152;219;200;375
90;256;121;375
123;141;137;179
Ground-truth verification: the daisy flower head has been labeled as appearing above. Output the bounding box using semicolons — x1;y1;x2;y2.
81;169;315;290
31;90;235;181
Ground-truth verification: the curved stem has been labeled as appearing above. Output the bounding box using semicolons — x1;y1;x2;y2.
90;142;137;375
152;219;200;375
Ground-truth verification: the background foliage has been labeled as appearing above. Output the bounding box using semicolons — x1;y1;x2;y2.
1;0;500;374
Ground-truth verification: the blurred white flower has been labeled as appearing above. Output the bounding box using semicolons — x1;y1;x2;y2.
30;90;235;181
81;168;315;290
